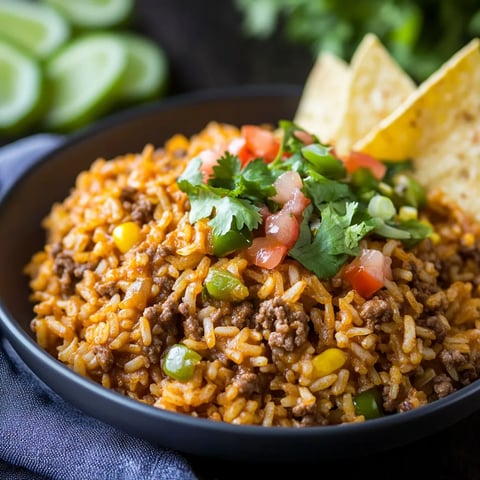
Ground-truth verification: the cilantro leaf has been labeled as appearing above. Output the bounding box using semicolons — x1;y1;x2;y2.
289;201;375;278
233;158;276;200
177;156;204;189
303;176;352;207
208;197;262;236
188;188;220;223
208;152;240;190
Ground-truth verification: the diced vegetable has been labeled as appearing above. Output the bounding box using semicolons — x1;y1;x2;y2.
238;125;280;165
245;237;288;270
353;388;384;419
398;205;418;221
312;348;347;377
113;221;141;253
265;210;299;249
342;151;387;180
271;171;303;204
367;195;396;220
343;249;392;298
162;344;202;382
205;268;249;301
212;229;252;257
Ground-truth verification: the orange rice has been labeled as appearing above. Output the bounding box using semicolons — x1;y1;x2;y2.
25;122;480;427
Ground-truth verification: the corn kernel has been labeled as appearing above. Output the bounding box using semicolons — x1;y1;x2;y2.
429;232;441;245
312;348;347;378
461;232;475;248
113;222;141;253
398;205;418;221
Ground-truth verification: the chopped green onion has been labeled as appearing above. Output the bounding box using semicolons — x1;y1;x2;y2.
368;195;396;220
374;220;411;239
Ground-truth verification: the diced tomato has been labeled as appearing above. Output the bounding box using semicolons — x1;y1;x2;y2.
271;171;303;205
343;249;392;298
342;151;387;181
283;188;311;218
245;237;288;269
238;125;280;165
265;210;299;249
294;130;314;145
227;137;246;155
198;149;220;182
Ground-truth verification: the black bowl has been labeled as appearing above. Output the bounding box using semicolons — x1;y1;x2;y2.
1;85;480;463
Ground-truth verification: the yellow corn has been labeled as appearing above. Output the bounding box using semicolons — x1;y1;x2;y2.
312;348;347;378
398;205;418;221
113;222;141;253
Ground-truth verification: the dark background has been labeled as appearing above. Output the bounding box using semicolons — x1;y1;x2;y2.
131;2;480;479
133;0;312;94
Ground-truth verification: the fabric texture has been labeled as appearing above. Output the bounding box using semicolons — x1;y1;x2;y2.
0;136;198;480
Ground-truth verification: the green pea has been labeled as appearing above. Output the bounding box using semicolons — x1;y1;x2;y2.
162;344;201;381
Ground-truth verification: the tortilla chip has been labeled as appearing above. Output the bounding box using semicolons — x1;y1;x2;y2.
354;38;480;159
333;33;416;155
293;52;350;144
355;38;480;220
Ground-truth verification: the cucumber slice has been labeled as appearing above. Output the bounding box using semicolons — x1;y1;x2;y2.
0;0;70;60
0;39;44;135
43;33;128;132
117;33;169;103
44;0;134;29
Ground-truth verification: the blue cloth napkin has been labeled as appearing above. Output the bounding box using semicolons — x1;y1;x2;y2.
0;135;199;480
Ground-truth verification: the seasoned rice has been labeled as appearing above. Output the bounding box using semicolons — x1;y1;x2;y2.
25;122;480;427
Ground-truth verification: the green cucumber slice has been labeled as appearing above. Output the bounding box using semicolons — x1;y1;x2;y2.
0;0;70;60
117;33;169;103
44;0;134;29
43;33;128;132
0;39;44;135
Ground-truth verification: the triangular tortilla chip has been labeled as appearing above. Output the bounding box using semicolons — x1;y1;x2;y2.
354;38;480;220
294;52;350;144
354;38;480;159
333;33;416;155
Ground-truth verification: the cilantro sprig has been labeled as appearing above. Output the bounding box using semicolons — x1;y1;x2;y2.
177;152;275;236
176;122;431;279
